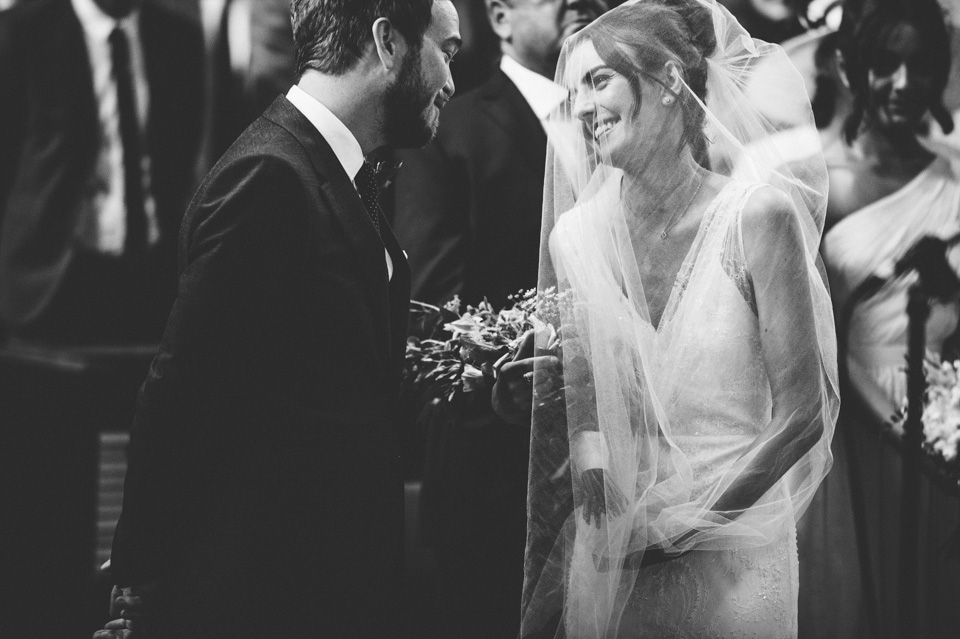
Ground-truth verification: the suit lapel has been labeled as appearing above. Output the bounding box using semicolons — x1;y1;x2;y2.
263;97;410;368
264;97;384;271
380;214;412;374
479;69;548;176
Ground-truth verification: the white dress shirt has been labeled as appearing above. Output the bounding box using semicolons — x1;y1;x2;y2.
499;54;583;190
286;85;393;280
71;0;160;255
499;54;568;128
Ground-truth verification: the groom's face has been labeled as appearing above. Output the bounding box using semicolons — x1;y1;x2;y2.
385;0;460;148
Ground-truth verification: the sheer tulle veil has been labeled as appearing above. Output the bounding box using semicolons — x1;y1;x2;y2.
521;0;839;636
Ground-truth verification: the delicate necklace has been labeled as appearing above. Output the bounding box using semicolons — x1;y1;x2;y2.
659;176;705;240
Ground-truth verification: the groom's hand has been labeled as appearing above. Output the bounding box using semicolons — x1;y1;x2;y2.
104;582;158;636
491;331;561;426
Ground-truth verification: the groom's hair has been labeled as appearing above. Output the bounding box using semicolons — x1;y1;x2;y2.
291;0;434;77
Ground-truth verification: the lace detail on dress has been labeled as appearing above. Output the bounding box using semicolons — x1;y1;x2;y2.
660;182;739;330
625;521;799;639
720;183;763;317
662;182;761;329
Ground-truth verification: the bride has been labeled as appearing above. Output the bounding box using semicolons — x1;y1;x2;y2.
514;0;839;636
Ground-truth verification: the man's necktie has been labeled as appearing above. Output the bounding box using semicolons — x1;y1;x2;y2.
109;26;148;256
355;161;383;238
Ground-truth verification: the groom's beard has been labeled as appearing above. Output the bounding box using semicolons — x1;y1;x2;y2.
384;47;435;148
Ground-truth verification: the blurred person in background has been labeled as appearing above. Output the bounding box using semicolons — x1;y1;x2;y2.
721;0;805;42
810;1;960;637
0;0;202;636
823;0;958;421
198;0;296;172
393;1;607;638
0;0;203;348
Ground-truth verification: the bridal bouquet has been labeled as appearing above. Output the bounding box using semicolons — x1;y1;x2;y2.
404;288;567;402
896;359;960;464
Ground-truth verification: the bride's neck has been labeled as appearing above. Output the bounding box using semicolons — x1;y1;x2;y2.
621;151;703;227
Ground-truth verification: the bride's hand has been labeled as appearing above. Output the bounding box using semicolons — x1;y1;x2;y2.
622;528;698;569
580;468;628;528
623;546;690;569
92;618;131;638
492;331;562;426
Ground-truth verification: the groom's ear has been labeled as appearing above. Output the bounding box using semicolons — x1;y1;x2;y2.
371;17;408;74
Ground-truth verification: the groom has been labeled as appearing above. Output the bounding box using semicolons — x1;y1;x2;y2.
101;1;460;637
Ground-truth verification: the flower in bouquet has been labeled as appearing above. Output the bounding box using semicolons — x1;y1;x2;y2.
898;358;960;463
403;288;570;403
922;360;960;462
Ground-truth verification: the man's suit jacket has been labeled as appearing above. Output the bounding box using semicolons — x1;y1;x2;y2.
0;0;203;326
394;68;546;311
393;68;544;561
111;96;410;637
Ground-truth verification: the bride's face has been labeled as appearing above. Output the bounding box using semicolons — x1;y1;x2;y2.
567;39;673;173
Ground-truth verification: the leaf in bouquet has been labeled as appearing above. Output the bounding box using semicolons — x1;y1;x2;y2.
408;301;447;340
459;333;510;366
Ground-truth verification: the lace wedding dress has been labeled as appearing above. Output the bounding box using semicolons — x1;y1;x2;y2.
602;180;798;638
520;2;837;637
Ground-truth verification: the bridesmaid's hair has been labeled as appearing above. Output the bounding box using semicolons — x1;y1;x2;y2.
572;0;717;168
811;32;840;129
838;0;954;143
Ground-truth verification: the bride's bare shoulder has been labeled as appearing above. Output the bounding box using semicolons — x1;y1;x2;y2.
737;184;806;251
741;184;796;223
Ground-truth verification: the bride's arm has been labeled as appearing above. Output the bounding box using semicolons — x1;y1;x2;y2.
706;187;834;520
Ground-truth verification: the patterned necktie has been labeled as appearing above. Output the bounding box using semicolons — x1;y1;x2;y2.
109;26;148;256
355;161;383;237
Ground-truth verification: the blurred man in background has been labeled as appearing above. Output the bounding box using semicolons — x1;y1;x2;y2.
393;2;608;637
0;0;202;636
0;0;203;347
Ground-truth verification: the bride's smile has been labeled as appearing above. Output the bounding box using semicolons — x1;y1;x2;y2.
566;38;683;176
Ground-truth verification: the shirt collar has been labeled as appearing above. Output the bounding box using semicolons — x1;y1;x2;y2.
71;0;139;41
499;54;567;121
286;85;365;183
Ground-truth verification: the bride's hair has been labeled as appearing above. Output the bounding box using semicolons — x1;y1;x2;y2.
570;0;717;167
839;0;954;142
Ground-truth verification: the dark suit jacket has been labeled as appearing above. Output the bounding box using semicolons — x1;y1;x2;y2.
0;0;203;326
394;68;546;311
393;68;543;561
111;96;410;637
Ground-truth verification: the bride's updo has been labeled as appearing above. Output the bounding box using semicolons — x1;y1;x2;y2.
571;0;717;166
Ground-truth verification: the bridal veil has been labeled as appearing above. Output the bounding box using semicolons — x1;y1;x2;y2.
521;1;839;636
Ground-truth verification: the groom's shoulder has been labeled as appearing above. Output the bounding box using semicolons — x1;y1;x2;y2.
202;113;323;194
185;118;321;228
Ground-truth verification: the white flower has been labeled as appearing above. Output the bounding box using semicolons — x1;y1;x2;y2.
918;358;960;464
461;364;485;393
445;314;483;335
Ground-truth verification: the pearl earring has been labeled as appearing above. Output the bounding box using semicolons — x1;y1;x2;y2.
662;95;675;106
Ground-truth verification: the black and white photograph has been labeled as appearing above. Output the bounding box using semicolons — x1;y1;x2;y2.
2;1;960;638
